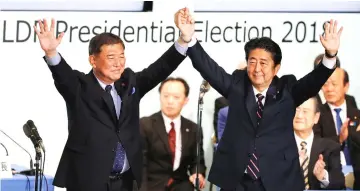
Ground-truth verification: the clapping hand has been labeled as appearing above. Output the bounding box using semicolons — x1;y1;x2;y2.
313;154;326;181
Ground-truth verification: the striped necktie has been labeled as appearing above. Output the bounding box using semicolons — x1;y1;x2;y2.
247;93;264;180
300;141;310;190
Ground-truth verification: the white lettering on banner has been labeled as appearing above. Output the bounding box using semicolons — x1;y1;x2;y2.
0;12;359;185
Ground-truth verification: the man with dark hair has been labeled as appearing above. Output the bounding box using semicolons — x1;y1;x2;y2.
140;77;206;191
34;16;187;191
313;54;357;109
174;8;342;191
293;97;344;190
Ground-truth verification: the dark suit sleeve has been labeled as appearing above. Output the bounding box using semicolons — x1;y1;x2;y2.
189;125;206;177
217;107;228;141
187;41;236;98
135;45;186;98
325;142;345;189
289;62;335;107
139;118;150;191
45;55;82;106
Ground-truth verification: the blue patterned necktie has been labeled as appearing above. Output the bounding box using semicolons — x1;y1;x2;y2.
334;108;351;165
247;93;264;180
105;85;126;172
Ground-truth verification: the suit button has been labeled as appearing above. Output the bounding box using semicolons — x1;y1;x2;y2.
112;148;115;152
248;153;251;157
256;135;259;138
117;130;120;133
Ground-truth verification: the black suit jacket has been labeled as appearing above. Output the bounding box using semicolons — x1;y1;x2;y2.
139;112;206;191
186;42;335;191
47;45;186;191
213;96;228;142
314;103;360;189
307;136;344;190
316;93;358;109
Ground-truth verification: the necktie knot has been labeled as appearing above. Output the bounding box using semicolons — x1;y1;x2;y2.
256;93;265;102
300;141;307;151
105;85;112;94
170;121;174;129
334;108;342;114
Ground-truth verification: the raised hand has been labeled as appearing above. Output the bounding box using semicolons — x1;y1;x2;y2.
320;19;343;56
33;18;64;57
174;8;195;42
313;154;326;181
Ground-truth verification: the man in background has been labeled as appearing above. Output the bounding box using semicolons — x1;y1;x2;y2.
293;97;344;190
140;77;206;191
314;67;360;189
313;53;357;109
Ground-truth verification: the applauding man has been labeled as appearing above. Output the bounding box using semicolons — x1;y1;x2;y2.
294;97;344;190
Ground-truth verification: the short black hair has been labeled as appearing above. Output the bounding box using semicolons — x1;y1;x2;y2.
158;77;190;97
88;32;125;55
244;37;282;66
313;53;341;69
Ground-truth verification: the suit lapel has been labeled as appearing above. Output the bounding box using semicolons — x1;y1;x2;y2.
322;104;337;136
153;112;172;159
115;69;131;127
82;72;117;129
245;82;258;128
261;77;280;127
180;117;190;162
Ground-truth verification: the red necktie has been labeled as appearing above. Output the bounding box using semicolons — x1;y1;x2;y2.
167;122;176;187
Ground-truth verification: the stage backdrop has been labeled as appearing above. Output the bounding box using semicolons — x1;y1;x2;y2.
0;11;359;190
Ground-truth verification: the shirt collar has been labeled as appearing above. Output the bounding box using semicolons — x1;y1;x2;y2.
294;131;314;147
162;112;181;132
252;86;269;97
328;100;347;112
94;73;114;91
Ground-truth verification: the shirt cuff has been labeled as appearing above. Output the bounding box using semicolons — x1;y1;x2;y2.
320;169;330;188
174;36;197;56
321;55;336;69
45;52;61;66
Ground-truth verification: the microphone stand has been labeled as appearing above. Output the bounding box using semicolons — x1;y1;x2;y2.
34;146;42;191
195;91;205;191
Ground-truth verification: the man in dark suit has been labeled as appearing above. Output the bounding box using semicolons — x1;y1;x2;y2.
293;97;344;190
174;9;342;191
313;67;360;189
313;53;358;109
34;17;186;191
140;78;206;191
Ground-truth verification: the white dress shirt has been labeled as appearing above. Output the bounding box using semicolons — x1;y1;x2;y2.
162;113;182;171
328;101;347;135
294;132;329;188
328;101;347;165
